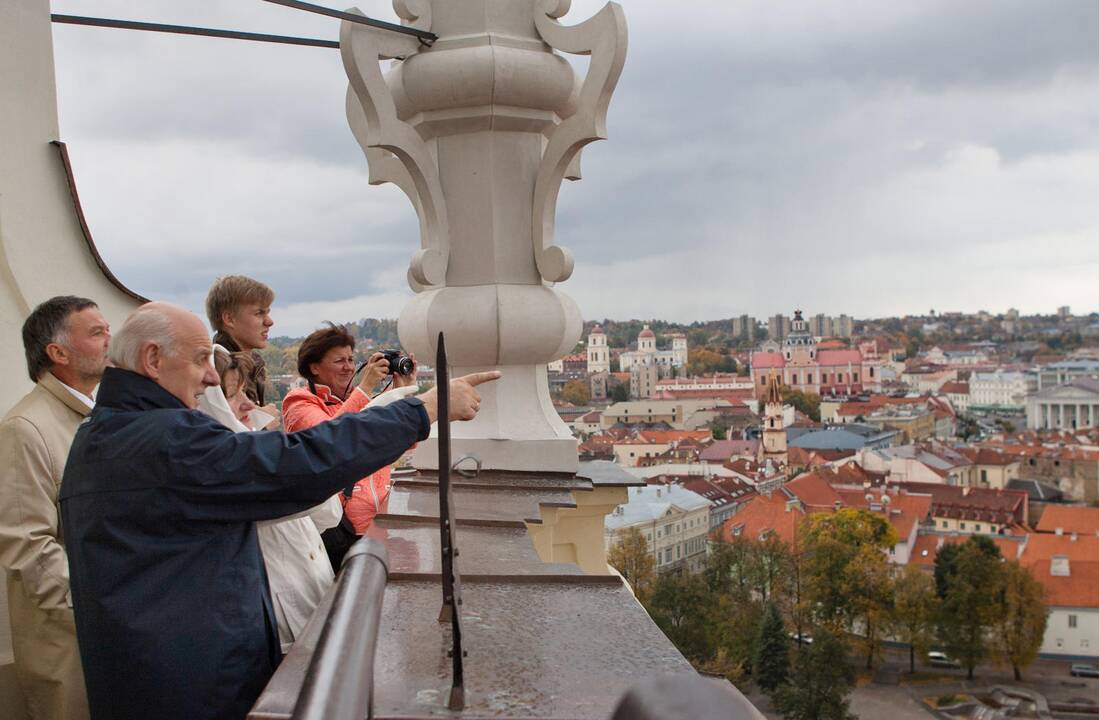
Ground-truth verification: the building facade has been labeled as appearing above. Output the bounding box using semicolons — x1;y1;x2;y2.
1026;379;1099;431
605;484;711;575
969;371;1036;409
751;310;880;398
618;325;688;375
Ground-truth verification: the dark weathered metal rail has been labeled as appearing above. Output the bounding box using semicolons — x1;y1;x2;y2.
50;14;339;49
289;538;388;720
435;332;466;710
260;0;436;43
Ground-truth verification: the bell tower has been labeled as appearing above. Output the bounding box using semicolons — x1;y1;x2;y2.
762;372;787;466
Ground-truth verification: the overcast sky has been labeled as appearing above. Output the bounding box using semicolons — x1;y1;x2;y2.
50;0;1099;337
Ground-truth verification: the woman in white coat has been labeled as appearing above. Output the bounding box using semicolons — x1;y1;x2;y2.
199;347;341;653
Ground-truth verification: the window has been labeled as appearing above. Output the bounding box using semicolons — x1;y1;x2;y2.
853;372;859;382
975;524;982;533
1083;639;1091;649
960;522;967;530
941;520;947;528
807;373;814;384
1056;638;1064;649
981;470;988;484
1069;615;1077;628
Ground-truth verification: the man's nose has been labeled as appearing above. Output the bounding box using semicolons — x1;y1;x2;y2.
203;367;219;387
264;316;274;327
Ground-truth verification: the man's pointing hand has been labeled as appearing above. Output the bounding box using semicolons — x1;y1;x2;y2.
417;371;502;424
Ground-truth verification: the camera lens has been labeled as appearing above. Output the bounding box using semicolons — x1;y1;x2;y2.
396;356;415;375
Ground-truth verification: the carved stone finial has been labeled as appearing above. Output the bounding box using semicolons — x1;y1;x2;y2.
340;1;628;472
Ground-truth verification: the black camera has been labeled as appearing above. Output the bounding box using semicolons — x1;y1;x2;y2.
380;349;415;376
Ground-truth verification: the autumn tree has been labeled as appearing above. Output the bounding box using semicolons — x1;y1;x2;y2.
754;602;791;692
891;564;938;673
647;573;713;662
935;537;1005;679
800;509;897;669
801;510;896;626
773;629;856;720
561;379;591;406
780;386;822;422
993;560;1048;681
687;347;727;375
608;527;655;601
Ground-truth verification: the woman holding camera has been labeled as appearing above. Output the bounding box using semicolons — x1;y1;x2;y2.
282;324;417;569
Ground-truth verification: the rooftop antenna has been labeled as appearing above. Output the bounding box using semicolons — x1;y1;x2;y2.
435;332;465;710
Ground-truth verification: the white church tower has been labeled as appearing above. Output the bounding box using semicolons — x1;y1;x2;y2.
586;324;609;374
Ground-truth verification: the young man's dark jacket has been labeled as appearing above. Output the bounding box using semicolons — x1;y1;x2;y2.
59;368;430;720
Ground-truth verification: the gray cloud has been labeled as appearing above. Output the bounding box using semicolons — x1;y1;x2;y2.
49;0;1099;335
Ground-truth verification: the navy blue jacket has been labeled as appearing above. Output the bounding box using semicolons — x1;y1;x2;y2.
60;368;430;720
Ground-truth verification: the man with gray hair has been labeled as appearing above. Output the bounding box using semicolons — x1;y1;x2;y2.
60;302;496;720
0;295;110;720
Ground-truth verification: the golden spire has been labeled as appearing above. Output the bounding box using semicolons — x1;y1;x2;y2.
766;370;783;406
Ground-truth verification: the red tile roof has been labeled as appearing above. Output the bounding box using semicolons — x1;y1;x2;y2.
816;350;863;366
720;492;804;546
1036;506;1099;535
785;474;844;510
751;352;785;369
1020;533;1099;562
1024;559;1099;608
940;381;969;395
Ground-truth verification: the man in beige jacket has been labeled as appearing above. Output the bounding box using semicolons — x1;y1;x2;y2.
0;296;111;720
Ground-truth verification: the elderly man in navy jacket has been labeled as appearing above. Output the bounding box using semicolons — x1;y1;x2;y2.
60;303;495;720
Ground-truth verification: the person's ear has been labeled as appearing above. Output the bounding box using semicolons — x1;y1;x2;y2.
45;342;69;368
221;310;237;333
308;361;321;379
139;342;163;379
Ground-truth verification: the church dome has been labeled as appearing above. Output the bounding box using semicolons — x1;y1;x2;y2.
638;325;655;338
590;324;604;334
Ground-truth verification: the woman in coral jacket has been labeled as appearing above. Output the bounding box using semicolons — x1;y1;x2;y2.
282;324;417;569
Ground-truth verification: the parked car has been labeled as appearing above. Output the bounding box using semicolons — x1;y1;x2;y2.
927;651;961;669
1070;663;1099;678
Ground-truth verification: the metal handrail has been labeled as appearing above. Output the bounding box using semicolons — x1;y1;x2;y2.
290;538;389;720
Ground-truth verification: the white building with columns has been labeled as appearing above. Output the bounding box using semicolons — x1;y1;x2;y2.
1026;379;1099;431
618;325;688;376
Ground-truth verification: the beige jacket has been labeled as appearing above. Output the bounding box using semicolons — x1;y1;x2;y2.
0;373;90;720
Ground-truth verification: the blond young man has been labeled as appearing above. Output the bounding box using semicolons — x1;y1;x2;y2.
205;275;275;409
0;296;110;720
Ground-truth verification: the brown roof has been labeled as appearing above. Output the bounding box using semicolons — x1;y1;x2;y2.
784;474;844;510
909;534;1025;566
1035;506;1099;535
958;447;1020;466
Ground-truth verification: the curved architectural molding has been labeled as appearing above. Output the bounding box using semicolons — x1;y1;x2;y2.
340;8;450;289
532;1;628;283
51;142;149;303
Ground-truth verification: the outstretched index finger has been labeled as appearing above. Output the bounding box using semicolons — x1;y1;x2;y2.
458;370;502;387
